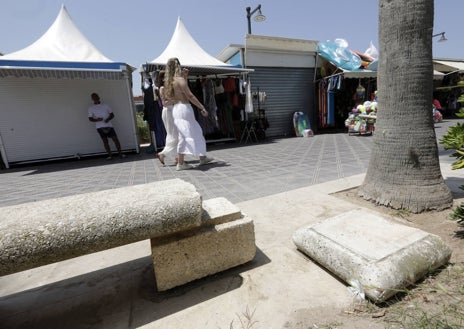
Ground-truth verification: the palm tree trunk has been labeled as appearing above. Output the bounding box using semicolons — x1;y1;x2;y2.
358;0;453;213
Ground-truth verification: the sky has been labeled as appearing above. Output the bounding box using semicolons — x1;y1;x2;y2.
1;0;462;96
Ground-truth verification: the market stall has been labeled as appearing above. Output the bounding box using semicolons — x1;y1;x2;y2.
140;17;253;145
315;39;378;131
0;5;138;168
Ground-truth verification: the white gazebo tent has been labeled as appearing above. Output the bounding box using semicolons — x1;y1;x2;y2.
140;17;253;144
0;5;138;168
142;17;252;77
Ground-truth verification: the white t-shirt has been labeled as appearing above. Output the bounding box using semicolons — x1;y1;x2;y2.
88;103;113;129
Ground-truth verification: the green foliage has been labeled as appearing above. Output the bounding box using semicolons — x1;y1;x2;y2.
136;112;150;143
455;107;464;119
440;120;464;225
450;202;464;226
440;122;464;170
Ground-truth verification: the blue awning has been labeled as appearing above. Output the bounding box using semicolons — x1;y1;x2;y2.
0;59;128;71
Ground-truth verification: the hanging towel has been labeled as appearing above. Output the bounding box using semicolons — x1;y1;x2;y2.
327;90;335;125
245;82;253;113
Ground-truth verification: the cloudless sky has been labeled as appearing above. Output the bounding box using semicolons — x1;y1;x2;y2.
1;0;462;96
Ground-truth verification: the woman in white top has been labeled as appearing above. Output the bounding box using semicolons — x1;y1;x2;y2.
164;57;213;171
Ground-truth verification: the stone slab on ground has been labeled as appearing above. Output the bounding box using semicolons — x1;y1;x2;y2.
292;208;452;302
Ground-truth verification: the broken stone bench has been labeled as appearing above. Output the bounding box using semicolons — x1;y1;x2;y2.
0;179;256;291
293;208;452;303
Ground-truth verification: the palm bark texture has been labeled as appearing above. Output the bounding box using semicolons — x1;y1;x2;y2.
358;0;453;213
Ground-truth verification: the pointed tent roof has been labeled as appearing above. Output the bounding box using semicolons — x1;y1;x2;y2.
2;5;112;62
150;17;229;66
146;17;251;76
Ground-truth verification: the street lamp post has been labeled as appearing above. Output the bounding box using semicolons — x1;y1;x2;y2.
432;32;447;42
246;5;266;34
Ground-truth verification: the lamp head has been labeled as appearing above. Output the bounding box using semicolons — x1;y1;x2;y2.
254;8;266;22
432;32;447;42
438;32;447;42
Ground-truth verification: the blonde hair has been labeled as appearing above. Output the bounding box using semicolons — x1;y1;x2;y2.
164;57;182;99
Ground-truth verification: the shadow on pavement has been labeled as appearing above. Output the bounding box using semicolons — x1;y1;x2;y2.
0;247;270;329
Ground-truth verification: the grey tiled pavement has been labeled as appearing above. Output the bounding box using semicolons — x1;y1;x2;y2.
0;119;458;207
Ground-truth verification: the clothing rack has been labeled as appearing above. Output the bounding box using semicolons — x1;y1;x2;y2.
240;115;258;143
240;87;266;143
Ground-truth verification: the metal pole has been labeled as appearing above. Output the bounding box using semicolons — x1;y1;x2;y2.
246;5;262;34
246;7;251;34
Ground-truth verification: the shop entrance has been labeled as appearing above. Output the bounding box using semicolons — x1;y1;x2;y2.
317;74;377;131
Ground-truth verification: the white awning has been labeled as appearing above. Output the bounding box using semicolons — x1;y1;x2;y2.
341;69;443;80
434;60;464;73
433;70;445;80
341;69;377;79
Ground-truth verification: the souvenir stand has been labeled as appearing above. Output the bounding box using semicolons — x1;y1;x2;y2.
345;111;376;135
315;40;378;130
344;88;378;136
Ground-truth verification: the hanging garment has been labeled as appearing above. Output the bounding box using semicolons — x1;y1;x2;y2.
200;79;219;134
142;79;156;130
223;77;235;92
244;81;253;113
327;90;335;125
215;79;224;94
318;79;328;128
143;79;166;148
224;91;235;137
337;75;343;90
356;82;366;101
215;85;234;138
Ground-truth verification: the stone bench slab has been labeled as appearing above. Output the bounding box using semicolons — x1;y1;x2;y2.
0;179;202;276
201;197;242;226
292;208;452;302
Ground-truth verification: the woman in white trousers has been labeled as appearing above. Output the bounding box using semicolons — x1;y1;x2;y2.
164;58;213;171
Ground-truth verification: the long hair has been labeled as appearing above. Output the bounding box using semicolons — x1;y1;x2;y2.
164;58;182;99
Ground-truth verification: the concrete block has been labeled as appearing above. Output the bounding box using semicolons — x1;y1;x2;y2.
201;197;242;226
292;209;452;303
151;217;256;291
0;179;202;276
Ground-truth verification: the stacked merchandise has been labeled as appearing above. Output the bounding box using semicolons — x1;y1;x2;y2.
345;101;377;135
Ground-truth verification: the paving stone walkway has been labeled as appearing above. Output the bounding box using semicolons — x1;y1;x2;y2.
0;118;458;207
